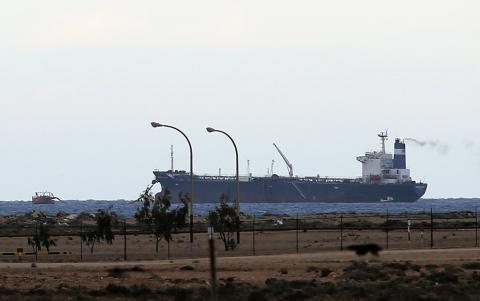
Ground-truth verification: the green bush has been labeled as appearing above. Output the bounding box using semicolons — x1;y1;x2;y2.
463;262;480;270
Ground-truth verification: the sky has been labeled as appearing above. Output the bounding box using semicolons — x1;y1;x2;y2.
1;0;479;200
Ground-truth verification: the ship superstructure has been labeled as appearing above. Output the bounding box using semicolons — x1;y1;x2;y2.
152;133;427;203
356;132;411;185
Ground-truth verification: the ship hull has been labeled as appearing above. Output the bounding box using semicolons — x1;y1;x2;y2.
153;171;427;203
32;196;56;205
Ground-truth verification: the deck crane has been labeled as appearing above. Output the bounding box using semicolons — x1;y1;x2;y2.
273;143;293;177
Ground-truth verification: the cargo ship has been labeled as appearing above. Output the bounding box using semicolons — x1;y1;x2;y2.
152;133;427;203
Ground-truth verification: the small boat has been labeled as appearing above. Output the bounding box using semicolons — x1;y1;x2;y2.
380;196;394;202
32;192;60;204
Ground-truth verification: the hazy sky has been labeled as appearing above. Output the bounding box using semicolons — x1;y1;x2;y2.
1;1;479;200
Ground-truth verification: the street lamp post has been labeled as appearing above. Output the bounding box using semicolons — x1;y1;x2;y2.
151;122;194;244
206;127;240;244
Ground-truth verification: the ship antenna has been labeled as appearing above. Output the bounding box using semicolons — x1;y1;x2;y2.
247;160;251;176
378;131;388;153
170;144;174;171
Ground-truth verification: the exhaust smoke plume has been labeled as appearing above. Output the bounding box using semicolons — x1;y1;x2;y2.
404;138;449;154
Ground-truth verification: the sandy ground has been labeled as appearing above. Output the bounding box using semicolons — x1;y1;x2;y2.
0;227;477;263
1;248;480;290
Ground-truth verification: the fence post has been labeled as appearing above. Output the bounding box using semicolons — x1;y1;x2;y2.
296;214;299;253
430;208;434;249
123;221;127;261
80;222;83;261
340;214;343;251
475;207;478;248
35;222;38;261
167;241;170;259
252;215;256;256
407;219;411;242
208;226;217;298
386;210;389;249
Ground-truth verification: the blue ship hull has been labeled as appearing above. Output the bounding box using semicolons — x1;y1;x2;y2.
153;171;427;203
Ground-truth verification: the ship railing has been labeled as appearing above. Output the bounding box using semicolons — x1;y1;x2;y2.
195;175;244;181
296;177;362;184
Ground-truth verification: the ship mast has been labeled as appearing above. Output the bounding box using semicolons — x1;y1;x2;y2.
378;131;388;153
273;143;293;177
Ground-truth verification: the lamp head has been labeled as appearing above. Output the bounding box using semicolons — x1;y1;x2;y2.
206;127;216;133
151;122;163;128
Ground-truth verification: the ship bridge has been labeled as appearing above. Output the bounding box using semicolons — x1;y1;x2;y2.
357;133;411;184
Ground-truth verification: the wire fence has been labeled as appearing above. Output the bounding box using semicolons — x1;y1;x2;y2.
0;209;478;262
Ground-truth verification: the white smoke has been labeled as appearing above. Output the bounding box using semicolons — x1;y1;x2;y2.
463;139;476;149
404;138;449;155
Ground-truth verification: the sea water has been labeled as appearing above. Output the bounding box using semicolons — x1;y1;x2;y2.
1;199;480;217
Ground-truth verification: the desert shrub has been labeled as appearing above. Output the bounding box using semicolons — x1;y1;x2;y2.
472;271;480;281
0;287;14;295
175;289;194;301
317;282;338;295
218;282;237;296
320;268;333;277
129;284;151;297
105;283;130;295
108;268;127;278
463;262;480;270
101;283;151;297
180;265;195;271
343;261;389;281
248;289;269;301
159;287;194;301
27;286;52;296
306;266;318;273
374;283;425;301
427;270;459;284
107;266;145;278
383;261;419;271
305;266;331;276
130;266;144;272
265;278;289;295
289;280;313;289
284;291;309;301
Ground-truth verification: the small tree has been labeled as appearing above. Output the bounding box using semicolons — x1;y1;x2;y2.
81;208;115;254
28;223;56;254
208;194;237;251
135;186;188;256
